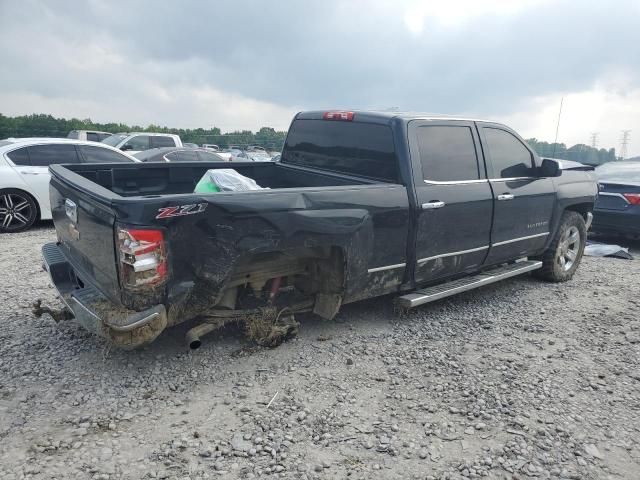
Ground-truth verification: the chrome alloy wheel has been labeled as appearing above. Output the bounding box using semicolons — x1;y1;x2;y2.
557;225;580;271
0;193;33;230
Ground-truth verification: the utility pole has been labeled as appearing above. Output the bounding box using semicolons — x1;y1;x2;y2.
620;130;631;160
589;132;599;148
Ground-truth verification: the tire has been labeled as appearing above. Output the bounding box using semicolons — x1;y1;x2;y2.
534;211;586;282
0;189;38;233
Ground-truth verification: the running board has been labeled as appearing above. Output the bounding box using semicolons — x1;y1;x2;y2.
397;260;542;309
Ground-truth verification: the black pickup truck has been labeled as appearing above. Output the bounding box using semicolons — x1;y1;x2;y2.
42;111;597;349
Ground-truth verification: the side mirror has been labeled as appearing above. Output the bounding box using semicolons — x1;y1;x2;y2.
121;144;133;151
540;158;561;177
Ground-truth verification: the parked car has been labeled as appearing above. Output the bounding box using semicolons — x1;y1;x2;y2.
592;160;640;237
134;147;227;163
183;143;199;149
101;133;182;155
236;150;273;162
0;138;137;233
67;130;112;142
42;110;597;349
202;144;220;151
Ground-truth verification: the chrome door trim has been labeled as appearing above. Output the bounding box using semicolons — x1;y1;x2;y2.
424;179;488;185
489;177;535;182
492;232;549;247
367;263;406;274
417;245;489;265
497;193;515;201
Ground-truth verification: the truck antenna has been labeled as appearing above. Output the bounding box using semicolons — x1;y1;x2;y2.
551;97;563;159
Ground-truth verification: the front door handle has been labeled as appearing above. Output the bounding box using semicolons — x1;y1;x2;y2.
422;201;445;210
497;193;515;201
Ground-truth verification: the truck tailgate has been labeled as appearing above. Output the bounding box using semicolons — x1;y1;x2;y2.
49;173;121;303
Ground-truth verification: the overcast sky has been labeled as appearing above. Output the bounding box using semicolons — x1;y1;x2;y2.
1;0;639;155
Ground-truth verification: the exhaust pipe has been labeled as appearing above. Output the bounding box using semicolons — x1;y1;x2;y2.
185;323;220;350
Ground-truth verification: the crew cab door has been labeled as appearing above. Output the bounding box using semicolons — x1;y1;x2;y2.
478;124;556;264
408;121;493;284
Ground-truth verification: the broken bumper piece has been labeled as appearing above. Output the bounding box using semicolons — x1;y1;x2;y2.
42;242;167;348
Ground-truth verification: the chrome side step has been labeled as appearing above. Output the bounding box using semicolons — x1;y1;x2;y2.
397;260;542;309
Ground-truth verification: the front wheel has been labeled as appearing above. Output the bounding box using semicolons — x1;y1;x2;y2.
0;189;38;233
534;211;586;282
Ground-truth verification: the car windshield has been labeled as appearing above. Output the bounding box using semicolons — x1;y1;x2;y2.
596;162;640;182
101;134;128;146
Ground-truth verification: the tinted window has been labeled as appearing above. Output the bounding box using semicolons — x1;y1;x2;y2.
197;151;225;162
281;119;398;182
86;132;99;142
165;150;198;162
97;133;112;142
102;134;127;147
124;135;150;151
27;144;80;166
78;145;133;163
67;131;79;139
416;126;479;181
483;128;534;178
7;147;30;166
150;136;177;148
596;162;640;182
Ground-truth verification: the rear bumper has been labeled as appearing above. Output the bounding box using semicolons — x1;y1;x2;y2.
42;242;167;348
592;210;640;236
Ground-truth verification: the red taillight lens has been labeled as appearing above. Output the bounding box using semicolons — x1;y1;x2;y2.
623;193;640;205
323;111;354;121
117;227;167;289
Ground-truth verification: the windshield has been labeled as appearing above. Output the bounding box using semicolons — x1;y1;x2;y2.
101;134;128;146
281;119;398;182
596;162;640;182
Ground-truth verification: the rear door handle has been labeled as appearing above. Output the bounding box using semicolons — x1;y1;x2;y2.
421;201;445;210
497;193;514;201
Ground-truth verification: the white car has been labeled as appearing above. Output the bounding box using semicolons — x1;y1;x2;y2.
101;132;182;155
0;138;137;233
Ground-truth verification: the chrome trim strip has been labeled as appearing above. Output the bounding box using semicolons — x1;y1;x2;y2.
598;192;630;204
492;232;549;247
417;245;489;265
367;263;406;274
424;179;488;185
489;177;534;182
70;297;160;332
585;212;593;230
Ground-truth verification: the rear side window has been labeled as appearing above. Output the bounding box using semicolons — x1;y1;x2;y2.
97;133;112;142
27;144;80;166
166;150;198;162
151;136;177;148
197;151;225;162
7;147;31;166
86;132;99;142
281;119;398;182
483;128;534;179
67;131;79;139
124;135;150;151
78;145;132;163
416;126;480;182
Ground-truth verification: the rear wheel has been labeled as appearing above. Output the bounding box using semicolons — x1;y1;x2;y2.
0;189;38;233
535;211;586;282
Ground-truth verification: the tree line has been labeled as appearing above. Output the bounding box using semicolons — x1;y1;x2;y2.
0;113;621;164
0;113;288;151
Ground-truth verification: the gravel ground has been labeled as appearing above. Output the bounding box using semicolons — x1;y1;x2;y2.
1;223;639;480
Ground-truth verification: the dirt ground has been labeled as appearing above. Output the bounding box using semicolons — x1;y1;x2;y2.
1;223;639;480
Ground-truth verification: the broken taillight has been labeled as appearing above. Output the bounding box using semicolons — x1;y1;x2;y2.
117;226;168;289
322;111;354;121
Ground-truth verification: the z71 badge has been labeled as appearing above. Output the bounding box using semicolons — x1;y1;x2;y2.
156;203;207;219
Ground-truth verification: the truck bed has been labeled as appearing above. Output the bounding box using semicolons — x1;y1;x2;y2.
60;161;378;197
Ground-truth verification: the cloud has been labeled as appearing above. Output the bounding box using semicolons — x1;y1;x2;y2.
0;0;639;154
